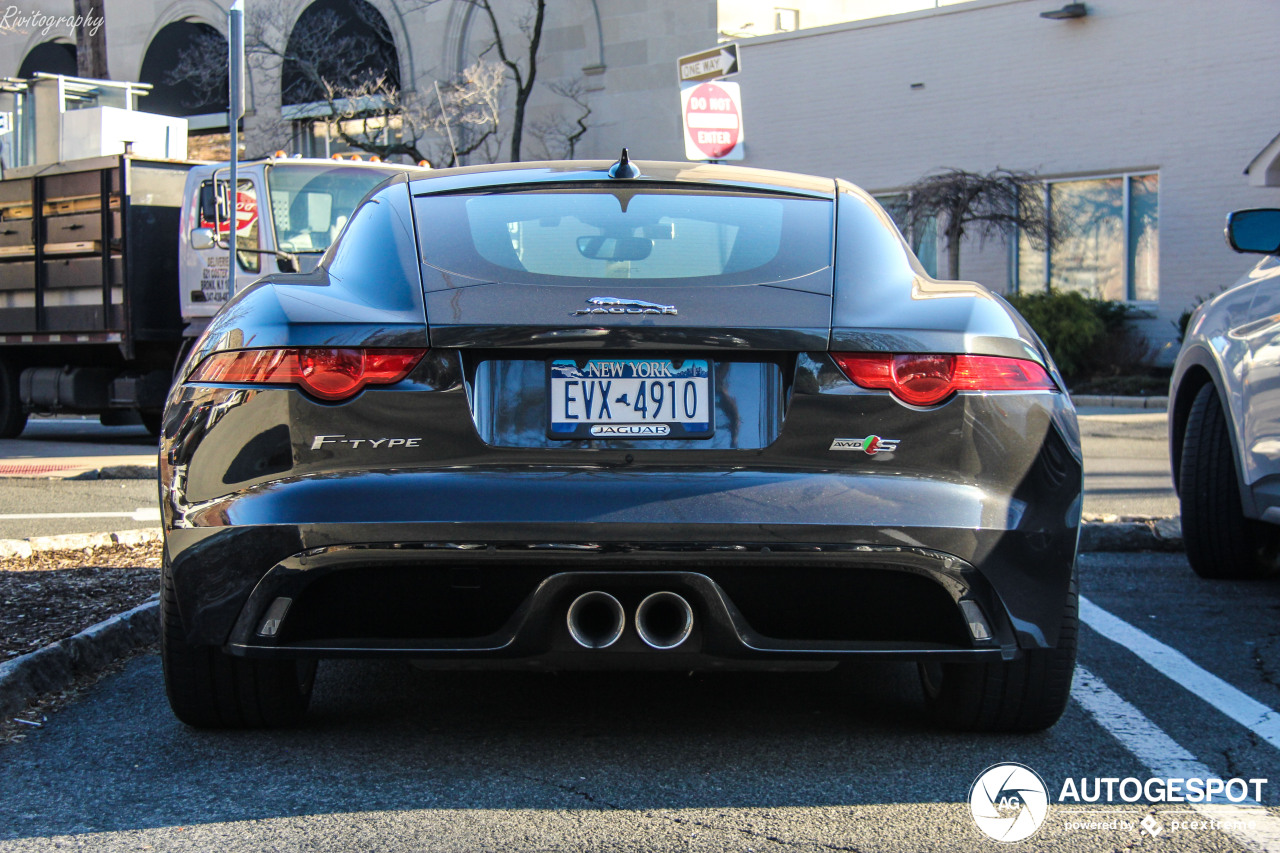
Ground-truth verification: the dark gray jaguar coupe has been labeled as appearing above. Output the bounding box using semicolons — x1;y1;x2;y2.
159;155;1082;732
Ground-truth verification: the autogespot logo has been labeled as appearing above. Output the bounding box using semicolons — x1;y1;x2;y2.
969;763;1050;842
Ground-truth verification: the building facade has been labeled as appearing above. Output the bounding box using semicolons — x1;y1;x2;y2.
0;0;717;163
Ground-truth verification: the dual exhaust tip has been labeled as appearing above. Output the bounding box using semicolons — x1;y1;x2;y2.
566;590;693;650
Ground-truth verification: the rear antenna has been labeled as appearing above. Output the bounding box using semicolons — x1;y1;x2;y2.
608;148;642;179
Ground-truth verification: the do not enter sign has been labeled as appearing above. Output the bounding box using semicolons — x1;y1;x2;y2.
681;81;744;161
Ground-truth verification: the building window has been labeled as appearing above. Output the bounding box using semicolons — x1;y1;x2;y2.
877;193;938;278
774;8;800;32
1017;173;1158;301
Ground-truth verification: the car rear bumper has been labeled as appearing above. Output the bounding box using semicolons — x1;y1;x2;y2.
165;465;1080;663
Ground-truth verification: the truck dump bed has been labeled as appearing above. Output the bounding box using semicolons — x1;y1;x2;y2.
0;155;191;354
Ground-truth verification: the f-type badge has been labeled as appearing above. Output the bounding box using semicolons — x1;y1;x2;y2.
830;435;900;454
571;296;678;316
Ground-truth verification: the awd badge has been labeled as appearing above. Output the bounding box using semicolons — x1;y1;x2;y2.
830;435;899;454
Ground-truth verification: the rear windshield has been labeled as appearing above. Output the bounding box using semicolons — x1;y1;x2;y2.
413;186;832;286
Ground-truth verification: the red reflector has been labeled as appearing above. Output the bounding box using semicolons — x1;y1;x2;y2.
190;347;427;401
831;352;1056;406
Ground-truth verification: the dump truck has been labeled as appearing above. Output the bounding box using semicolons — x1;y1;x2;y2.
0;153;409;436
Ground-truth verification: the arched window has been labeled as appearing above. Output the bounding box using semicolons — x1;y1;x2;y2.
139;21;230;117
282;0;399;106
18;41;78;78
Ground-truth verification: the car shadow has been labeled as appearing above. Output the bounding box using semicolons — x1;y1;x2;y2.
0;655;1084;841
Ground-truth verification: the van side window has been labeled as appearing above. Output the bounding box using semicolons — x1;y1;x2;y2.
198;178;260;273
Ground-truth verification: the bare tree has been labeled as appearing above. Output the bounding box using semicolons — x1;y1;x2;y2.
899;168;1055;280
318;61;505;166
74;0;108;78
164;28;228;114
463;0;547;162
527;78;592;160
168;2;490;162
252;3;396;110
169;0;578;163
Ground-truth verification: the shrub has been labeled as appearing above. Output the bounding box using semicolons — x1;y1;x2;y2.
1006;290;1104;381
1006;290;1152;384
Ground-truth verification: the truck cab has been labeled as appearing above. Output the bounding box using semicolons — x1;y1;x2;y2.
180;156;411;337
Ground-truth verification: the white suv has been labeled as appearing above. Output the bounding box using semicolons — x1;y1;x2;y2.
1169;208;1280;578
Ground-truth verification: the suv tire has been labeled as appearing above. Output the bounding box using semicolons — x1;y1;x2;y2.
1179;383;1280;579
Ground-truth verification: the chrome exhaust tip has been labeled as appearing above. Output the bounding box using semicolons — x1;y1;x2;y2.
635;591;694;650
566;591;625;649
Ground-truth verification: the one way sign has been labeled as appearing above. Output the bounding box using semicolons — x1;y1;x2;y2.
677;43;740;84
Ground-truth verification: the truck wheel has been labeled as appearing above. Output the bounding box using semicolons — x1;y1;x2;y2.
918;580;1077;732
1179;383;1280;578
0;359;27;438
161;563;315;728
140;409;164;438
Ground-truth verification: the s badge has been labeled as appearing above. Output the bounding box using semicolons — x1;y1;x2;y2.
830;435;899;454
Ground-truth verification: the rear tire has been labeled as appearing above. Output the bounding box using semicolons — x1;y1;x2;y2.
161;564;315;728
918;580;1077;733
1179;383;1280;579
0;359;27;438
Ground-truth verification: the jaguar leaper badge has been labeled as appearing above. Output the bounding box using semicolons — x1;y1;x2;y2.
571;296;678;316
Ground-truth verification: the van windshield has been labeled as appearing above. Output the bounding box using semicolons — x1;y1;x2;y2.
265;165;400;254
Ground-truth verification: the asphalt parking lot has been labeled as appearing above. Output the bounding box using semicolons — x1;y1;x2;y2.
1;551;1278;851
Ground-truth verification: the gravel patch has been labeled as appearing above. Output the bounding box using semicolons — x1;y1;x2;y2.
0;542;162;661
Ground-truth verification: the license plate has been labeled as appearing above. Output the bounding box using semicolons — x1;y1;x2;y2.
549;358;713;439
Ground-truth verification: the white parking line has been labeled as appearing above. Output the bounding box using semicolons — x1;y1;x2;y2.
1073;665;1280;852
0;507;161;522
1080;595;1280;753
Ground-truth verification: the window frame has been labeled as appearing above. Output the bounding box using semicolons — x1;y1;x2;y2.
874;192;938;278
1014;170;1160;304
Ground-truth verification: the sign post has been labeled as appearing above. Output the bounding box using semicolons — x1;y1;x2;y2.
681;81;744;161
228;0;245;295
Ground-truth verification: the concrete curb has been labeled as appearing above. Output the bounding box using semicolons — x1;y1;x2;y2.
1072;394;1169;410
0;596;159;719
1080;516;1182;552
73;465;160;481
0;527;162;559
0;463;158;481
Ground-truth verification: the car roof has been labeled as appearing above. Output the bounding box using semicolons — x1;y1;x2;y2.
405;159;838;199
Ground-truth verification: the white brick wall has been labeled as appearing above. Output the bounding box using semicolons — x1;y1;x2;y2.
732;0;1280;357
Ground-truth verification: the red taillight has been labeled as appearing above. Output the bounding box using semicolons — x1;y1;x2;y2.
831;352;1056;406
189;347;427;401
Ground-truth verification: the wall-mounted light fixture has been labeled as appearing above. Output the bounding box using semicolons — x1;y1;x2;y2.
1040;3;1087;19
